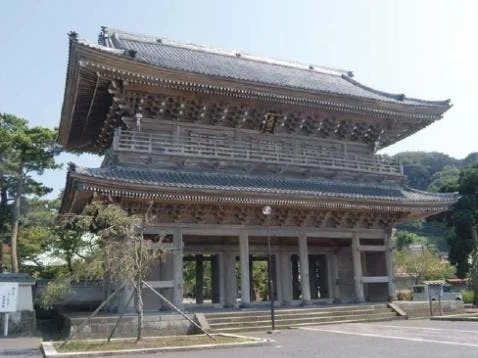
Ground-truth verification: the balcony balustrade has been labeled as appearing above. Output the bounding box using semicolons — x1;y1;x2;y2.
113;129;402;176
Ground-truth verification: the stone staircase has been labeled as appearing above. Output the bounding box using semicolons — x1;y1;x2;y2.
205;304;399;333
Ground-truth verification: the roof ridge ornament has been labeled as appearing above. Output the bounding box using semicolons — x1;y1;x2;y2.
68;31;78;42
98;26;109;46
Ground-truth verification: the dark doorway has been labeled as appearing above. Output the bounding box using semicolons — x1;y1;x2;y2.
309;254;329;299
291;254;329;300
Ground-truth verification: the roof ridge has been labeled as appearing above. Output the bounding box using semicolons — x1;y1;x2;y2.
403;185;459;197
342;75;451;107
92;165;404;190
100;26;352;78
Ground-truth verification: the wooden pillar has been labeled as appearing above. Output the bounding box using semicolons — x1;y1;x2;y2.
195;254;204;304
298;234;311;304
385;229;396;300
249;255;255;301
352;233;365;302
270;254;277;301
218;252;225;306
330;253;340;302
239;231;251;307
173;230;184;306
279;252;293;305
223;251;237;307
292;254;300;300
309;256;318;299
211;254;220;304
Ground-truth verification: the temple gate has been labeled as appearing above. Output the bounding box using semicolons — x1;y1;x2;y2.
58;27;457;309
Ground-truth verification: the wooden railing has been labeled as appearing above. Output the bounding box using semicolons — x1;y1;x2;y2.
113;129;402;175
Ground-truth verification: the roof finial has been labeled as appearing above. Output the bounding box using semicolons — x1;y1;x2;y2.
98;26;109;46
68;31;78;42
67;162;77;172
126;49;137;58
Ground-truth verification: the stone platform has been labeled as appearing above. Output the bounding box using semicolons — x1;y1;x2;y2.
61;311;197;339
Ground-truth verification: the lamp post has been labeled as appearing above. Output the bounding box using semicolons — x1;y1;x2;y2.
262;205;275;331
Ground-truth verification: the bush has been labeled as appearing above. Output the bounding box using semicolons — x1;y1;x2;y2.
396;290;413;301
461;290;474;304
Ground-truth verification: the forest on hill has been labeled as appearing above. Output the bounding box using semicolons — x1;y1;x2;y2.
391;151;478;253
394;151;478;192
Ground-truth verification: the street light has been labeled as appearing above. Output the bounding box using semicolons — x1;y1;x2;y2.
262;205;275;331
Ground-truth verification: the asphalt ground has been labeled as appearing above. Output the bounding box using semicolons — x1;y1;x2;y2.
7;319;478;357
142;320;478;358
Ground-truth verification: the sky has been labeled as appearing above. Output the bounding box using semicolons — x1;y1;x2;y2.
1;0;477;198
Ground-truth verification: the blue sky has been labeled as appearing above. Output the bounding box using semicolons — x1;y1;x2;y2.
1;0;476;197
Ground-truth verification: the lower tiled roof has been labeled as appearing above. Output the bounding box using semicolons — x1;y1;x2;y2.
73;166;457;204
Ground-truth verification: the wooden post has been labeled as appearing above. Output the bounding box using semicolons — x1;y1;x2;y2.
173;230;184;306
352;233;365;302
223;251;237;307
195;254;204;304
298;233;311;304
385;229;396;300
239;231;250;307
3;313;8;337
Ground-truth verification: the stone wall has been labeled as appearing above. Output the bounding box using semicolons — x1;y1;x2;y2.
0;311;36;336
35;280;104;312
63;312;196;339
393;300;465;319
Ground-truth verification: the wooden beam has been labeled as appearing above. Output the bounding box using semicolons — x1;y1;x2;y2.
359;245;386;252
362;276;389;283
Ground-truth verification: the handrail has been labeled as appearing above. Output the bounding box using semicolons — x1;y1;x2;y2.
113;129;401;175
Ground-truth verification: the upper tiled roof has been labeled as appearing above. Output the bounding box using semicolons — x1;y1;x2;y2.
97;27;450;108
73;165;457;204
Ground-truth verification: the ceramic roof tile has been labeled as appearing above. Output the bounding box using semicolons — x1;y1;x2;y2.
74;166;457;203
97;28;449;108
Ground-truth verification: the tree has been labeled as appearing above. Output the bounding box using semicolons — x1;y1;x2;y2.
394;151;458;190
445;165;478;304
50;212;96;273
40;202;166;343
395;231;429;251
18;198;59;267
0;113;61;272
427;165;461;193
394;249;455;284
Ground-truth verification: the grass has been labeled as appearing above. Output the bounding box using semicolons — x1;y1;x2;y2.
461;290;474;304
54;335;252;353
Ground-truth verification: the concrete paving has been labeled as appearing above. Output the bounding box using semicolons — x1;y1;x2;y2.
6;319;478;357
0;337;42;357
128;320;478;358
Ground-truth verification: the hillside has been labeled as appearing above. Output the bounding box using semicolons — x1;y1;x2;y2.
393;152;478;191
391;151;478;252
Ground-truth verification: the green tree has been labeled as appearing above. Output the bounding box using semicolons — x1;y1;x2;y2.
50;212;96;274
445;165;478;304
394;250;455;284
0;113;62;272
427;165;461;193
395;231;429;251
40;202;166;343
18;198;59;267
394;151;458;190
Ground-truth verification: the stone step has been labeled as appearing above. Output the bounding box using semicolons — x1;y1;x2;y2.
208;312;397;330
209;315;398;334
205;304;388;319
206;307;393;324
